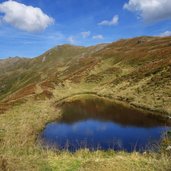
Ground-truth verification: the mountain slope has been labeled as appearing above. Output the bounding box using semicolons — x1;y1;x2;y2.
0;36;171;171
0;36;171;116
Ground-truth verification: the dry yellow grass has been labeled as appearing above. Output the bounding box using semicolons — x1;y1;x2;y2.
0;90;171;171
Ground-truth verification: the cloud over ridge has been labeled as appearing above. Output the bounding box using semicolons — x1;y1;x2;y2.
98;15;119;26
160;31;171;37
124;0;171;23
0;0;54;32
81;31;91;38
92;35;104;39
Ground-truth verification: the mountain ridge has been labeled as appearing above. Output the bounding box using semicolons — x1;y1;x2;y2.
0;36;171;116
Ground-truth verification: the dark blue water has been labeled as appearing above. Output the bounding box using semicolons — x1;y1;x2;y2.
40;97;171;152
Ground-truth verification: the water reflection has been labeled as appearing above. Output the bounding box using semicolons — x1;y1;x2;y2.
40;97;171;152
60;98;170;127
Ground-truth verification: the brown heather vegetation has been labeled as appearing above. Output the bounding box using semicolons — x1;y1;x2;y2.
0;36;171;170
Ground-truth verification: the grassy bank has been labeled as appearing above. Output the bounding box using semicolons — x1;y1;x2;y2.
0;92;171;171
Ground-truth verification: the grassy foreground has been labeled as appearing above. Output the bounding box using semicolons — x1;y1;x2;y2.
0;89;171;171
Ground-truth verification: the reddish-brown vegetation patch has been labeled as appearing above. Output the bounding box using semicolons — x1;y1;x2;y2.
6;84;36;102
0;103;11;114
40;81;55;90
34;90;54;100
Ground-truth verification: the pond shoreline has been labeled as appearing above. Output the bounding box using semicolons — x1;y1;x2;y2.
37;93;171;153
54;92;171;122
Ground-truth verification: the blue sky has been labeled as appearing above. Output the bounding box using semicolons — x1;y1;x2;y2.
0;0;171;58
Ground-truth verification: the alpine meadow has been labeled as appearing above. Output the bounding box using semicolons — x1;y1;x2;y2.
0;0;171;171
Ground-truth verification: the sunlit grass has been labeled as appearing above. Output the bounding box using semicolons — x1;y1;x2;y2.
0;93;171;170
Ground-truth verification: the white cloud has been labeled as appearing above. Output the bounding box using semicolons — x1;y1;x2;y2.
0;0;54;32
92;35;104;40
67;36;76;44
81;31;91;38
98;15;119;26
124;0;171;23
159;31;171;37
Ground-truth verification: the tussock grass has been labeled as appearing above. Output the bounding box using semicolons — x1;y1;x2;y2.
0;94;171;171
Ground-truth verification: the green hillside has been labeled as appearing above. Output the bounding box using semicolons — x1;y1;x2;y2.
0;36;171;171
0;36;171;116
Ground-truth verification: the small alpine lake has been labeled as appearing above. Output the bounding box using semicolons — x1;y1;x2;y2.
39;96;171;152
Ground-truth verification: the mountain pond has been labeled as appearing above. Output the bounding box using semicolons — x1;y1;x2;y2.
39;96;171;152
